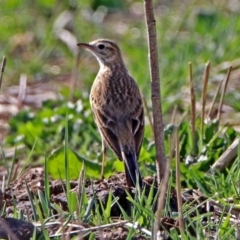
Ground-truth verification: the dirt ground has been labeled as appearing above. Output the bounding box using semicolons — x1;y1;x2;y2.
0;166;225;239
1;168;158;239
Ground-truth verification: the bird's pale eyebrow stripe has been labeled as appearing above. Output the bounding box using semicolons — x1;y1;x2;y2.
102;41;116;46
100;41;118;49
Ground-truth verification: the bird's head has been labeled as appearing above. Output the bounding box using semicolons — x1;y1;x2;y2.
77;39;124;67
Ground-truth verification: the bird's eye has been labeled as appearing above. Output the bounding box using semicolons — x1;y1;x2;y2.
98;44;105;49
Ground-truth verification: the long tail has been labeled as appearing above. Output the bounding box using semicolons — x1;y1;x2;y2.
122;151;143;188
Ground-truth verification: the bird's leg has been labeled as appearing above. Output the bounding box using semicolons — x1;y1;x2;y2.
101;140;107;179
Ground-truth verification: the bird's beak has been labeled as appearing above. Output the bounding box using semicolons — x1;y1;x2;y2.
77;43;93;50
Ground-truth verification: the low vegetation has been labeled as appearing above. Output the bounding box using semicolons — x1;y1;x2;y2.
0;0;240;239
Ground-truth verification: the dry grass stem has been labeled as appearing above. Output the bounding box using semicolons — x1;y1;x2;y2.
211;137;240;171
208;80;223;119
170;105;177;124
76;167;85;221
125;222;152;236
0;56;7;91
18;74;27;107
154;159;171;239
201;61;210;137
217;66;232;122
189;62;196;151
154;122;175;239
44;220;129;238
175;126;184;232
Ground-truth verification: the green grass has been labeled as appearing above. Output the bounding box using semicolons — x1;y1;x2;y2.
1;0;240;239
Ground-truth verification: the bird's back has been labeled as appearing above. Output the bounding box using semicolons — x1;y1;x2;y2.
90;67;142;120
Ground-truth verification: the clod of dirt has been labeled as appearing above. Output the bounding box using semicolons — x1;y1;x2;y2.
0;217;41;240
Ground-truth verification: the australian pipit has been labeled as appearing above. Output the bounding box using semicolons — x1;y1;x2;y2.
77;39;144;187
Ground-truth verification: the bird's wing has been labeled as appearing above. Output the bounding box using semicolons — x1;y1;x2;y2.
132;105;144;158
91;106;122;160
128;77;144;158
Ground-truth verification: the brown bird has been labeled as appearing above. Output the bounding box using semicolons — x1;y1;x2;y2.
77;39;144;187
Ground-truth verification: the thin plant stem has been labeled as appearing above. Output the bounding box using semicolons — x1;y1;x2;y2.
175;126;184;232
217;66;232;122
18;73;27;108
143;0;166;184
201;61;210;138
208;80;223;119
171;105;177;124
143;1;168;238
0;56;7;91
189;62;196;152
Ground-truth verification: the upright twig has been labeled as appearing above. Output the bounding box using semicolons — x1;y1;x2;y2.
143;2;168;238
217;66;232;122
143;0;166;184
208;80;223;119
201;62;210;138
154;151;171;239
170;105;177;124
0;56;7;91
18;74;27;108
154;121;175;238
189;62;196;152
77;166;85;222
175;125;184;232
156;105;177;216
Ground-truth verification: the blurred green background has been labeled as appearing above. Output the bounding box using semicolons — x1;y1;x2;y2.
1;0;240;179
1;0;240;113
